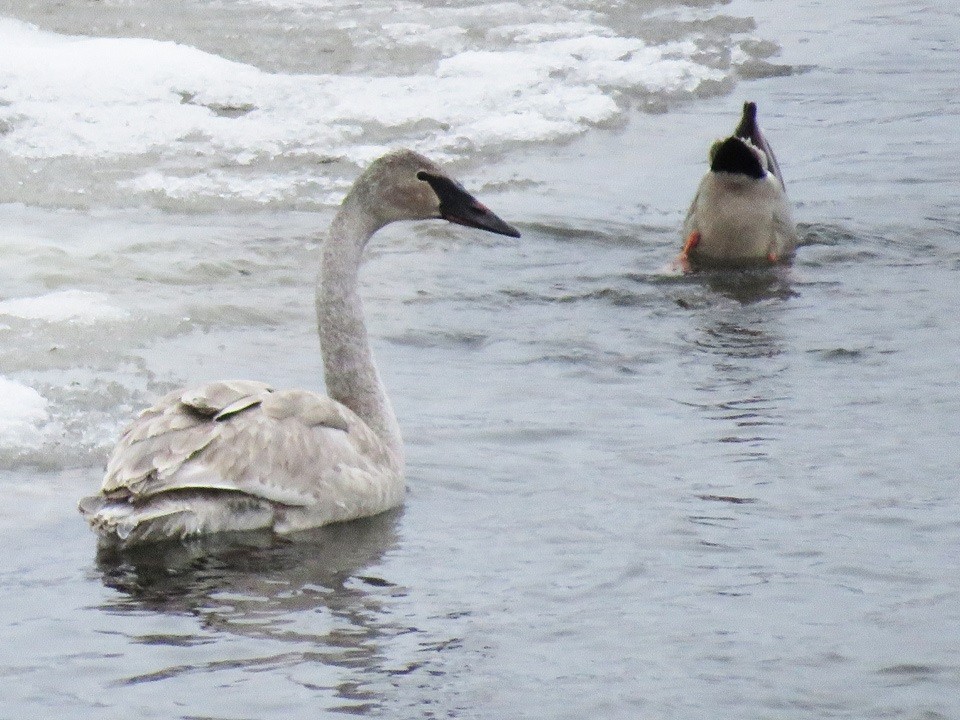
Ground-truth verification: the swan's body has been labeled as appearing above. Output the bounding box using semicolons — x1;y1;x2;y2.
80;150;519;545
678;102;797;270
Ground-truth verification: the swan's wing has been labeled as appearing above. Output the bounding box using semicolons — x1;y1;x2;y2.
101;381;390;509
102;380;271;496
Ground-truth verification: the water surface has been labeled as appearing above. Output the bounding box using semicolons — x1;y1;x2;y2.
0;1;959;718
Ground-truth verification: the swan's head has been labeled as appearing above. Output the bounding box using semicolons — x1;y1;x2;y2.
708;136;767;180
353;149;520;237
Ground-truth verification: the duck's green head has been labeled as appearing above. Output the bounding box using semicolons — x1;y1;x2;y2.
709;136;767;180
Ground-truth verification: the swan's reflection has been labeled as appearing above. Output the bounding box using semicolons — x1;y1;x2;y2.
97;511;400;613
93;510;408;712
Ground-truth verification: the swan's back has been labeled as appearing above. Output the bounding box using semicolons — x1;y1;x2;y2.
81;380;403;544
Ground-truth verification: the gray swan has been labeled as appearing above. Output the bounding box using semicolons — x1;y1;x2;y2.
80;149;520;545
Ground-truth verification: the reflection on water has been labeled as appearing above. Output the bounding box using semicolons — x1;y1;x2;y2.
96;512;400;612
664;267;795;309
692;316;784;361
701;267;796;305
680;272;790;462
93;511;407;713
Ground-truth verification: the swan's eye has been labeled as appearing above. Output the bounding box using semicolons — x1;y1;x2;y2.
416;171;430;182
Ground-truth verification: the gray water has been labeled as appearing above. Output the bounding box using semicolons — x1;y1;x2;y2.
1;1;959;718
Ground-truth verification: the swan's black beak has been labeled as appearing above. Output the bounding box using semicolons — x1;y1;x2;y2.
417;171;521;238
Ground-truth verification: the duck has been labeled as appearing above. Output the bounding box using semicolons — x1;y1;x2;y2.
79;149;520;545
675;102;797;270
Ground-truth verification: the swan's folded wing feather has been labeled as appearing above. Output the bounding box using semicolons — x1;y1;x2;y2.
259;389;352;431
180;380;274;416
103;380;273;493
113;380;274;451
101;384;385;509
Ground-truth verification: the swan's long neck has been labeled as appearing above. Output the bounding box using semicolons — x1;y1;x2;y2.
317;193;404;474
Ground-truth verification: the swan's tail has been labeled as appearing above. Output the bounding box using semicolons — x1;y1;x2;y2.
78;491;275;546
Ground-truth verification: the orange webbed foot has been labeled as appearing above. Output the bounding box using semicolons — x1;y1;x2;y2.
672;230;700;273
682;230;701;255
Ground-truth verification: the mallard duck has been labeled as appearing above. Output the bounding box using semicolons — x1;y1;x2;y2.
677;102;797;270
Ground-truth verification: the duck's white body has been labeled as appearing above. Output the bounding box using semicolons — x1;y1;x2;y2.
80;150;519;545
679;102;797;269
683;170;795;264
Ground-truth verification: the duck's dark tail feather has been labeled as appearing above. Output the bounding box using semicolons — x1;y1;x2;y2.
735;101;786;190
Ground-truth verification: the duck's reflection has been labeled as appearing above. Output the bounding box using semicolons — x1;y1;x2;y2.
701;266;795;306
94;510;406;711
679;270;792;463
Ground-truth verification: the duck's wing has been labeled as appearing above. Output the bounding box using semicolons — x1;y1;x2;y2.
771;192;799;259
96;380;394;512
735;101;786;190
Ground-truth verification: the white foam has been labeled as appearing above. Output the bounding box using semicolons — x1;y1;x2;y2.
381;22;468;50
0;289;129;324
238;0;339;8
0;377;48;448
123;169;347;204
0;14;730;206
